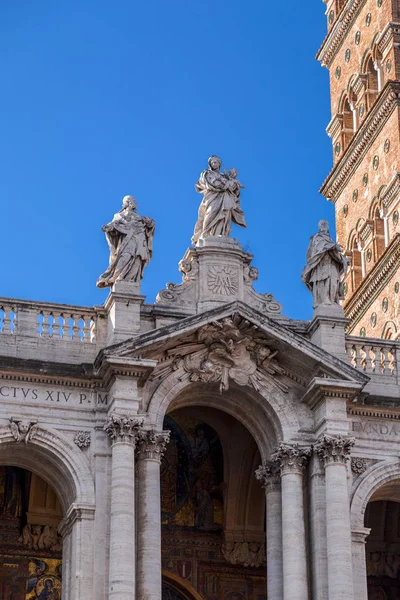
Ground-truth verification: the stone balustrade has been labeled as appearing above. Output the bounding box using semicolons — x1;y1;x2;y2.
345;337;398;376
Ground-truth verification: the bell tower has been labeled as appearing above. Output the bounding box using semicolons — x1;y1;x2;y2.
318;0;400;338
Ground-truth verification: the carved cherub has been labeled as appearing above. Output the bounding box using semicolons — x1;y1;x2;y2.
9;418;37;444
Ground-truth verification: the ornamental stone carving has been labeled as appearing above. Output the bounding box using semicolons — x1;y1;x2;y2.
156;315;287;394
97;195;155;288
255;461;281;488
367;551;400;578
137;430;170;461
9;418;37;444
104;413;143;445
314;434;355;465
222;541;266;568
272;442;311;474
74;430;91;449
207;265;239;296
19;523;62;552
351;456;367;475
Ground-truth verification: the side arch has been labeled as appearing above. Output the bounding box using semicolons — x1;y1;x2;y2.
0;424;95;512
350;460;400;530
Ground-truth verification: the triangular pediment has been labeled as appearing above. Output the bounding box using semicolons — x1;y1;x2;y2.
96;302;369;393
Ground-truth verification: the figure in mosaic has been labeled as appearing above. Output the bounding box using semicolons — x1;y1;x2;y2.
302;219;348;308
192;155;246;245
97;195;155;288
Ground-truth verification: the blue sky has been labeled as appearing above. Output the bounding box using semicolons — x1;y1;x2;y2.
1;1;332;320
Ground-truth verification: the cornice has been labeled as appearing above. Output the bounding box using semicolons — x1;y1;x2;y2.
344;234;400;327
316;0;366;67
377;22;400;57
320;82;400;202
348;405;400;420
381;173;400;210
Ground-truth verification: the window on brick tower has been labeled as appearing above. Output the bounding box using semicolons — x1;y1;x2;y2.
342;97;354;150
365;57;379;111
350;238;362;291
373;207;385;259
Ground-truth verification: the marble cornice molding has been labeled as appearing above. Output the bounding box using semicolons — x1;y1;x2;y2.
95;355;157;389
301;377;367;410
316;0;366;67
348;405;400;420
320;82;400;202
0;370;96;389
137;429;170;461
104;412;144;445
344;234;400;328
271;442;311;475
58;502;96;537
380;172;400;210
255;461;281;489
314;434;355;465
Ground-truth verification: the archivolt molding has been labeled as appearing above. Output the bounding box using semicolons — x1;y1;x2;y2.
144;369;300;460
0;423;95;513
350;460;400;529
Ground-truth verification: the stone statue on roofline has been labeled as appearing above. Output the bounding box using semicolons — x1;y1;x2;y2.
301;219;348;309
97;195;155;288
192;155;246;245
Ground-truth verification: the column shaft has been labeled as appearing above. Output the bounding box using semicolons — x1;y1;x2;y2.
352;528;370;600
109;440;136;600
266;482;283;600
309;455;328;600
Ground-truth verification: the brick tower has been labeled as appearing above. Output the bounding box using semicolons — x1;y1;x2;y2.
318;0;400;339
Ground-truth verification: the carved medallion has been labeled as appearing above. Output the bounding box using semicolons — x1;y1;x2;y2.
207;265;239;296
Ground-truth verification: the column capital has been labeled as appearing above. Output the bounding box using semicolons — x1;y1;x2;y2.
137;429;170;461
272;442;311;474
255;461;281;489
104;412;144;445
314;434;355;466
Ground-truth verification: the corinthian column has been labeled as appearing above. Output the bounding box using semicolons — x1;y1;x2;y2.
255;462;283;600
104;413;143;600
272;443;310;600
314;435;355;600
136;430;170;600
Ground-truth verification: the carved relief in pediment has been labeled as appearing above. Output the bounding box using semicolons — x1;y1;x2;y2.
150;315;288;394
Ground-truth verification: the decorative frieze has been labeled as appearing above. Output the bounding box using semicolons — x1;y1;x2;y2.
271;442;311;474
317;0;366;67
104;413;143;444
137;430;170;461
314;435;355;466
255;461;281;488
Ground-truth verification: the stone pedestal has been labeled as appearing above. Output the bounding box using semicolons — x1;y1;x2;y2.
156;237;284;318
256;463;283;600
315;435;355;600
308;303;349;362
104;414;143;600
272;443;310;600
105;281;145;345
136;431;169;600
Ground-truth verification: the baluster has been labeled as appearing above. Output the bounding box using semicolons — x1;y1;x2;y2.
360;345;367;371
0;307;4;333
53;313;62;339
89;317;96;343
82;315;91;343
3;306;13;334
63;313;72;340
368;346;376;372
41;312;51;337
388;347;396;375
379;347;387;374
71;313;80;341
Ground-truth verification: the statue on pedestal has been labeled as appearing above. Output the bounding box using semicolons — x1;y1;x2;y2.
97;196;155;288
192;155;246;245
301;220;348;308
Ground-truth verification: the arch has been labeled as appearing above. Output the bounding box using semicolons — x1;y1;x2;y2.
162;571;204;600
145;371;300;461
351;460;400;530
368;196;380;219
381;320;397;340
0;424;95;513
337;89;347;114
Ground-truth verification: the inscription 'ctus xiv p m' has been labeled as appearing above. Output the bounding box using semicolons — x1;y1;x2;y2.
207;265;239;296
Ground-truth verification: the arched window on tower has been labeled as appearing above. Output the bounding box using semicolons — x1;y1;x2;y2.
350;237;363;291
365;57;379;111
342;97;354;150
373;206;385;259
